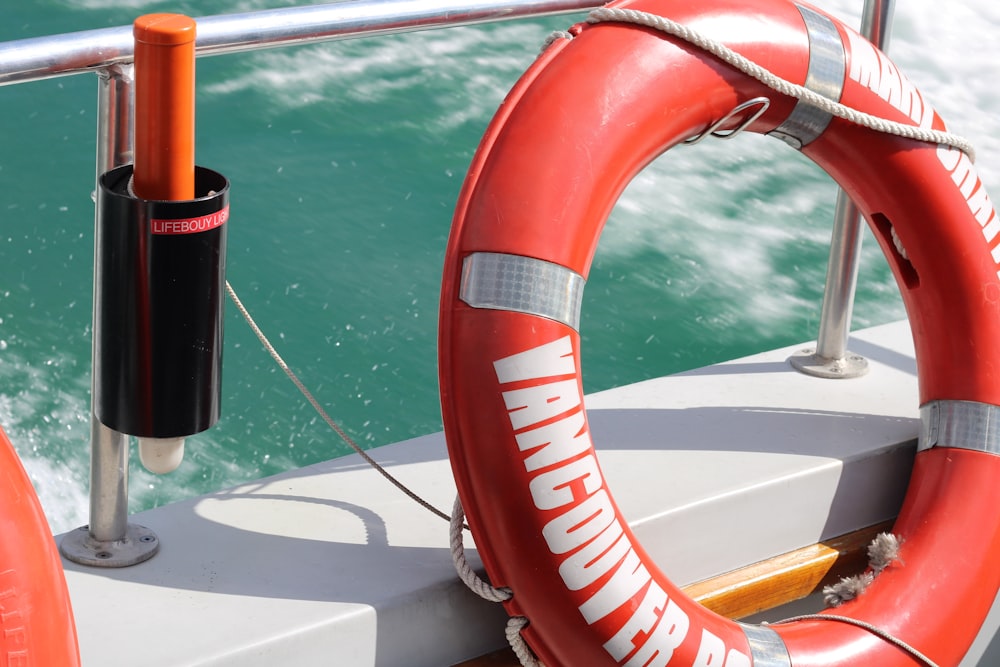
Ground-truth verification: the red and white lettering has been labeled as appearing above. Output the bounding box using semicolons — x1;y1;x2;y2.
493;335;575;382
613;593;690;667
937;145;1000;274
495;338;756;664
541;488;617;556
515;409;592;472
151;205;230;235
694;629;751;667
528;452;603;510
578;547;653;623
846;30;934;129
501;380;580;430
558;519;630;591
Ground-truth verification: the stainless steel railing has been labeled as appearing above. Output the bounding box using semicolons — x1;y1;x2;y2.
819;0;895;365
790;0;895;379
0;0;599;85
0;0;891;566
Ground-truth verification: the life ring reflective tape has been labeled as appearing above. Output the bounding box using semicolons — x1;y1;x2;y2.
438;0;1000;665
0;425;80;665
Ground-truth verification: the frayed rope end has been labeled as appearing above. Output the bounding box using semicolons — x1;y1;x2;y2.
823;532;902;607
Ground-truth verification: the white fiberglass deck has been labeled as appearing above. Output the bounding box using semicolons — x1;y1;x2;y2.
58;320;1000;665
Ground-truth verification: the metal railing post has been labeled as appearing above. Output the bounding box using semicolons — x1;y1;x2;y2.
60;63;160;567
790;0;895;379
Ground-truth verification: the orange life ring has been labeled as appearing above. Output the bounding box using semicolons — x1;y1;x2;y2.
438;0;1000;664
0;425;80;665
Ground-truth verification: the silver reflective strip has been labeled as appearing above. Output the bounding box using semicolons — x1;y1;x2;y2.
919;400;1000;454
741;624;792;667
459;252;585;330
769;5;846;149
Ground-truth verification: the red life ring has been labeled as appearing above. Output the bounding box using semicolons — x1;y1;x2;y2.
0;425;80;665
439;0;1000;665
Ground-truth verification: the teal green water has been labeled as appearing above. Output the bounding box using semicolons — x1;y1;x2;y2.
1;0;996;532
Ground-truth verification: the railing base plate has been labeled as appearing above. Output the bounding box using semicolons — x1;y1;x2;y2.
788;348;869;379
59;523;159;568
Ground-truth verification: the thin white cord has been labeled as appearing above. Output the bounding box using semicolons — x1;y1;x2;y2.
541;30;573;51
225;280;457;525
449;496;543;666
506;616;544;667
890;225;910;260
768;614;939;667
449;496;511;603
586;7;975;160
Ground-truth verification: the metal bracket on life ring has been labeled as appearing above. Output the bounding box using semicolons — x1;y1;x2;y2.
683;96;771;145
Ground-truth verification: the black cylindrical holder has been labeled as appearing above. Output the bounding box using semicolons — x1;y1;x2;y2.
94;164;229;438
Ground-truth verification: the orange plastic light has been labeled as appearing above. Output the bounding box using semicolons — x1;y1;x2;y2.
133;13;196;201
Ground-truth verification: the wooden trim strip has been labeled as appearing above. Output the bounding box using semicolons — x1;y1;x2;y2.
453;522;892;667
683;521;891;619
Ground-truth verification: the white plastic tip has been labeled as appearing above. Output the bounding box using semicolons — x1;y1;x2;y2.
138;437;185;474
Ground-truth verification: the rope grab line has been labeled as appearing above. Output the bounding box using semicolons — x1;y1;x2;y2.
450;496;544;666
578;7;976;160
